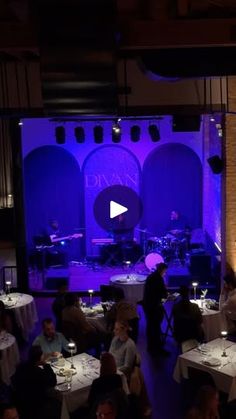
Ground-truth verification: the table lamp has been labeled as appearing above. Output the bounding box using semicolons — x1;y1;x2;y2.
88;289;94;307
68;341;76;369
192;281;198;301
5;281;12;301
124;261;131;279
221;330;228;357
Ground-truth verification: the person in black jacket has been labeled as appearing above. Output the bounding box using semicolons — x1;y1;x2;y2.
12;345;60;419
143;262;169;356
88;352;129;419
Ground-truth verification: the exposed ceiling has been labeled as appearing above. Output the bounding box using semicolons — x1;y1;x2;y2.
1;0;236;116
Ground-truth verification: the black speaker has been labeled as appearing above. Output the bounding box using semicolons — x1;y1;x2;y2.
130;125;141;142
94;126;103;143
207;155;223;174
172;115;201;132
75;127;85;143
190;255;211;280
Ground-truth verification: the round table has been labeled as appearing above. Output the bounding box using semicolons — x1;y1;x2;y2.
0;293;38;340
0;332;20;384
190;299;226;342
110;273;146;304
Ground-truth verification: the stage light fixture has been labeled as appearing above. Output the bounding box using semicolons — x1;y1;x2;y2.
74;126;85;143
94;125;103;143
148;124;160;142
130;125;141;142
55;126;65;144
112;127;121;143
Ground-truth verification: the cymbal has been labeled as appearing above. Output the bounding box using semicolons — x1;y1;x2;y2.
169;229;183;235
136;228;153;234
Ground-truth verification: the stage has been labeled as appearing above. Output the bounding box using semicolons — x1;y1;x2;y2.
29;261;195;294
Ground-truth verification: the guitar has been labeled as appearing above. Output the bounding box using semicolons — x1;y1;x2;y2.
50;233;83;243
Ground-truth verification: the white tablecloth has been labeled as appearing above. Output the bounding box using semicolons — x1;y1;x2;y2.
0;293;38;339
173;338;236;401
0;332;20;384
190;299;226;342
52;353;129;419
110;274;146;304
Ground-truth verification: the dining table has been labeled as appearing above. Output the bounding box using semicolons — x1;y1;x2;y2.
0;332;20;384
110;273;146;304
52;352;129;419
173;338;236;401
190;299;226;342
0;293;38;340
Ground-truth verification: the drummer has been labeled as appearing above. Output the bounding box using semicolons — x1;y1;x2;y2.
166;210;189;239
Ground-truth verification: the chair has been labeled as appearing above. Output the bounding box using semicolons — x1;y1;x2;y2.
100;285;116;302
188;366;215;388
128;317;139;343
181;339;198;353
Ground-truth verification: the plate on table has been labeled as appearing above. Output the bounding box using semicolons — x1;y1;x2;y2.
202;357;221;367
57;368;77;377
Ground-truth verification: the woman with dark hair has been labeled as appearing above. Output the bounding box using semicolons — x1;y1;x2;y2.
88;352;123;407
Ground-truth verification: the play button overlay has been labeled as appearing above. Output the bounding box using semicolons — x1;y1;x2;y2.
110;201;128;219
94;185;142;232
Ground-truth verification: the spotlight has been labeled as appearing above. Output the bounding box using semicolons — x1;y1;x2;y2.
112;126;121;143
74;126;85;143
148;124;160;142
94;125;103;143
55;126;65;144
130;125;141;142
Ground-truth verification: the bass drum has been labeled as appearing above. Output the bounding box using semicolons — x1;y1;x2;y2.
145;252;164;271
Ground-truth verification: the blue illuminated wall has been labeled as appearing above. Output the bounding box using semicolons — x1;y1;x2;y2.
22;117;205;258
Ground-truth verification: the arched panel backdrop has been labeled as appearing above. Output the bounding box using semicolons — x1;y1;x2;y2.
83;145;141;255
142;143;203;237
24;146;82;256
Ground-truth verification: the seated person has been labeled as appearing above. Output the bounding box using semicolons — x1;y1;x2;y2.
219;274;236;332
0;404;19;419
52;280;68;332
33;318;69;358
105;288;139;342
62;293;105;352
88;352;123;407
12;345;59;419
186;385;219;419
172;286;204;344
94;398;118;419
109;320;136;379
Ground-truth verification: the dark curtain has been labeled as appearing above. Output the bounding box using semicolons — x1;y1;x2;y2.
0;120;13;208
142;143;203;237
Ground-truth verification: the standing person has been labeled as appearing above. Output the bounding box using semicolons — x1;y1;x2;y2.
52;280;68;331
143;262;169;356
219;274;236;332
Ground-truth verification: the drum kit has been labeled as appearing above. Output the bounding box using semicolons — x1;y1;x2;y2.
136;228;187;271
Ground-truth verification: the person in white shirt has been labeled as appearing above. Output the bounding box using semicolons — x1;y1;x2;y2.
219;274;236;331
